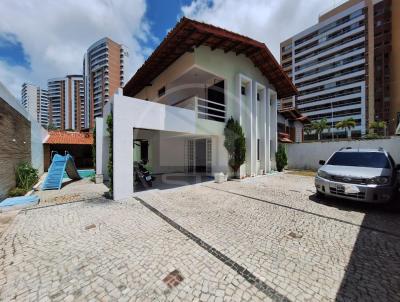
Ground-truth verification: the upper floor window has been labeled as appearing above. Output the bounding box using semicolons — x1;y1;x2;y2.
241;86;246;95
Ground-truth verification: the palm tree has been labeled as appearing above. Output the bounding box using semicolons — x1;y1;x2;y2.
311;118;329;140
369;121;387;136
304;126;314;139
335;118;356;138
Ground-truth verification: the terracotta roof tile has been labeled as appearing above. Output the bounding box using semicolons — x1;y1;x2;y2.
45;131;93;145
123;17;297;99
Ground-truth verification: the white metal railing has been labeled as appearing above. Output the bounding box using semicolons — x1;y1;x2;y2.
173;96;226;122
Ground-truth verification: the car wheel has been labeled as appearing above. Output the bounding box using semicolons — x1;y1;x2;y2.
316;191;324;198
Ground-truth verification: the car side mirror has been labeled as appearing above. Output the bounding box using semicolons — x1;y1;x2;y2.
319;160;326;165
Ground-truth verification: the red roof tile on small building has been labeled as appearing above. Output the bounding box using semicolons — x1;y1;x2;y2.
45;131;93;145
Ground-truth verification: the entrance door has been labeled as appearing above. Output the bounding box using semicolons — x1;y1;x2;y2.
195;139;207;173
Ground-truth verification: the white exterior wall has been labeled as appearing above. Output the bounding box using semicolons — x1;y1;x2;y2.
111;90;197;200
287;137;400;170
106;45;281;200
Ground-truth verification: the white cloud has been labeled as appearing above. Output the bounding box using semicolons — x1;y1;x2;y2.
0;0;152;98
181;0;335;59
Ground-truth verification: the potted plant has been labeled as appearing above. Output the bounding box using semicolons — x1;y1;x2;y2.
276;144;287;172
224;117;246;178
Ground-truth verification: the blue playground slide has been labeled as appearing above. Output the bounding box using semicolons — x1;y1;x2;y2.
42;153;81;190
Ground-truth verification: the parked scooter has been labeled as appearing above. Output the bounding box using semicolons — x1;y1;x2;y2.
134;160;155;188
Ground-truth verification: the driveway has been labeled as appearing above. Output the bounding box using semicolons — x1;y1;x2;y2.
1;173;399;301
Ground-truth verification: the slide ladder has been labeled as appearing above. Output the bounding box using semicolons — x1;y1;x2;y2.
42;153;81;190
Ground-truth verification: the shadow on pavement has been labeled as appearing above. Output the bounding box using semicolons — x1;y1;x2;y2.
310;193;400;301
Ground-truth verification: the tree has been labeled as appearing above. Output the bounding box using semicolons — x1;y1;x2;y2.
335;118;356;138
224;117;246;178
92;125;96;170
46;123;58;131
106;114;113;195
276;144;288;172
311;118;329;140
304;126;313;137
369;121;387;136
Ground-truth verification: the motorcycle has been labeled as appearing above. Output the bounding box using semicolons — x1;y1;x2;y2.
134;160;155;188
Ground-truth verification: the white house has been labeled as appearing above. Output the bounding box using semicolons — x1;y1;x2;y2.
96;18;297;200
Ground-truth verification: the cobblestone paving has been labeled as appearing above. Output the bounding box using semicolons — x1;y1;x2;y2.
1;174;399;301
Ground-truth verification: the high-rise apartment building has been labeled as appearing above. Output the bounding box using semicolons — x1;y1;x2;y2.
280;0;399;137
47;75;85;130
21;83;49;127
83;37;128;129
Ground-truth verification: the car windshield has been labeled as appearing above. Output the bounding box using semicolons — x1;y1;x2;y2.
327;152;391;168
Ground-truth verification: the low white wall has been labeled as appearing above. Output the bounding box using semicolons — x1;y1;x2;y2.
287;137;400;170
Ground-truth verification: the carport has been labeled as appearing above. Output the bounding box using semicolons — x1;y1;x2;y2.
95;89;226;200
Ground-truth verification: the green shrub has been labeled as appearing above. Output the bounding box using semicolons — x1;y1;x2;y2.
276;144;288;172
106;114;113;195
92;125;96;169
364;132;381;140
224;117;246;178
15;162;38;191
8;187;27;197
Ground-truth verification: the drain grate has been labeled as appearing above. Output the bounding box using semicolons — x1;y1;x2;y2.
287;231;303;239
163;270;184;288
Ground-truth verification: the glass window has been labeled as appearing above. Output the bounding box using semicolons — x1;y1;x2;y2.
327;152;390;168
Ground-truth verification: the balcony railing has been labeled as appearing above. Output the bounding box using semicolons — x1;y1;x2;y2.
173;96;226;122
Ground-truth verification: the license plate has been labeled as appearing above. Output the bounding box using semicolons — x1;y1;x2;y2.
145;176;152;181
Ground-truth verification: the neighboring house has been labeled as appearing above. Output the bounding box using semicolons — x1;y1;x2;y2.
278;108;309;143
96;17;297;200
43;131;93;171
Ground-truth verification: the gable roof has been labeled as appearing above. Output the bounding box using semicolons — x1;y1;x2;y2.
123;17;297;99
279;108;310;124
45;131;93;145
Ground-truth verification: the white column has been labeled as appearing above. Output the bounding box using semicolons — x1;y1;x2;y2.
95;117;104;183
269;90;278;170
265;90;271;173
251;81;258;176
113;96;134;200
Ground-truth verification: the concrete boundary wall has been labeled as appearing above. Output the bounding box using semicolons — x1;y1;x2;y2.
0;82;48;174
287;137;400;170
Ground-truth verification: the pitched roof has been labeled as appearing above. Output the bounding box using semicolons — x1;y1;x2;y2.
123;17;297;99
45;131;93;145
278;132;293;143
279;107;310;124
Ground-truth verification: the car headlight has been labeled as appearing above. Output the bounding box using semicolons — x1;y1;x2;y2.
367;176;390;185
317;170;330;179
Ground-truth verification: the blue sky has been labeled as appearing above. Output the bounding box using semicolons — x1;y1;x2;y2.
0;0;190;74
0;0;334;98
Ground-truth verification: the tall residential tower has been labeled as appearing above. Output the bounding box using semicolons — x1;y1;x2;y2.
21;83;48;127
83;37;128;129
47;75;85;130
280;0;399;137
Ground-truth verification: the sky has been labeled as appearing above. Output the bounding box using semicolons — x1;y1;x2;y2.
0;0;338;99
